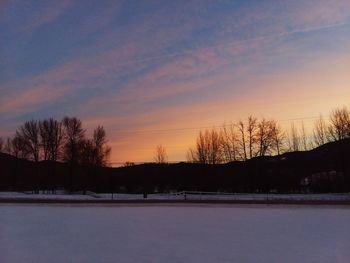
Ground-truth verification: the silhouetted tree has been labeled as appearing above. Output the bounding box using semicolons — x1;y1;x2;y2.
289;122;300;152
4;138;12;155
313;115;328;147
92;126;111;166
209;129;222;164
16;120;40;161
237;120;247;161
186;148;198;163
300;122;309;151
256;119;274;156
39;118;63;161
187;131;208;163
62;117;85;191
11;134;28;159
197;130;210;163
62;116;85;164
187;129;223;164
328;107;350;141
154;144;168;164
220;123;239;162
270;120;285;155
80;139;95;166
0;137;3;152
247;116;258;158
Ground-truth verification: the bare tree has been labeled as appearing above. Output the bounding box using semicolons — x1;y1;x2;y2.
80;139;95;166
154;144;168;164
39;118;63;161
270;120;285;156
11;134;28;159
186;148;198;163
92;126;111;166
11;136;20;158
4;138;12;155
256;119;274;156
300;122;309;151
237;120;247;161
187;129;223;164
62;116;85;164
313;115;328;147
247;116;258;159
16;120;40;161
328;107;350;141
220;123;239;162
289;122;300;152
196;130;210;164
208;129;222;164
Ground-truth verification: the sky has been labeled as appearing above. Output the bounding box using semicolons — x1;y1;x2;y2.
1;0;350;164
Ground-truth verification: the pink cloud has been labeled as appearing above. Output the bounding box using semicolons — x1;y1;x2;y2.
99;50;350;162
0;42;144;114
100;43;256;105
2;0;247;117
0;84;68;114
2;0;349;162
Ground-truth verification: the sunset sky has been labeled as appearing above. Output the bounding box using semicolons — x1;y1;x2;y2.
1;0;350;164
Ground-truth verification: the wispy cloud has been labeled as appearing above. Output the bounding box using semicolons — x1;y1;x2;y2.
21;0;73;33
1;0;350;162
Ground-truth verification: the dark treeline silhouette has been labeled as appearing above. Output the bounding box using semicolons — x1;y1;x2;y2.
0;139;350;193
186;107;350;164
0;107;350;194
0;116;110;193
2;117;110;166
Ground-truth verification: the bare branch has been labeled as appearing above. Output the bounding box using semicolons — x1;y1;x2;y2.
154;144;168;164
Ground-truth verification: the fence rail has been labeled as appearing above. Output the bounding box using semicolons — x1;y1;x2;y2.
1;191;350;203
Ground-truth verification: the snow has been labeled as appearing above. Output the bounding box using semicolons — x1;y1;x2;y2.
0;204;349;263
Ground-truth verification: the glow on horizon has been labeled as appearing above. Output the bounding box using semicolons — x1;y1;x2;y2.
0;0;350;164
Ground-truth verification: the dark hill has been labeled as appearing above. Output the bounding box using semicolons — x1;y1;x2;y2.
1;139;349;193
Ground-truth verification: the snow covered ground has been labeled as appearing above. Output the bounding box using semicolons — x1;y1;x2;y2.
0;204;349;263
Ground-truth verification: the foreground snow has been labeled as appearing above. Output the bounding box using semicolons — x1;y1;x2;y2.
0;204;349;263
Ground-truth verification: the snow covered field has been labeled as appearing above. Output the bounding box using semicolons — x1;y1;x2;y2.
1;204;349;263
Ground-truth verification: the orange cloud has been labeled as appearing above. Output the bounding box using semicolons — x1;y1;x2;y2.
2;0;349;164
103;51;350;163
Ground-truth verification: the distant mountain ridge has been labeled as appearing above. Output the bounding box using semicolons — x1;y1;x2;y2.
1;139;350;193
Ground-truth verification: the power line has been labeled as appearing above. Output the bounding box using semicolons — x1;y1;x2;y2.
111;115;328;135
108;115;329;163
105;21;347;135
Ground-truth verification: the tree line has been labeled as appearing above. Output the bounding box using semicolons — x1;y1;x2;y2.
1;106;350;166
185;106;350;164
1;109;349;193
0;117;111;167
